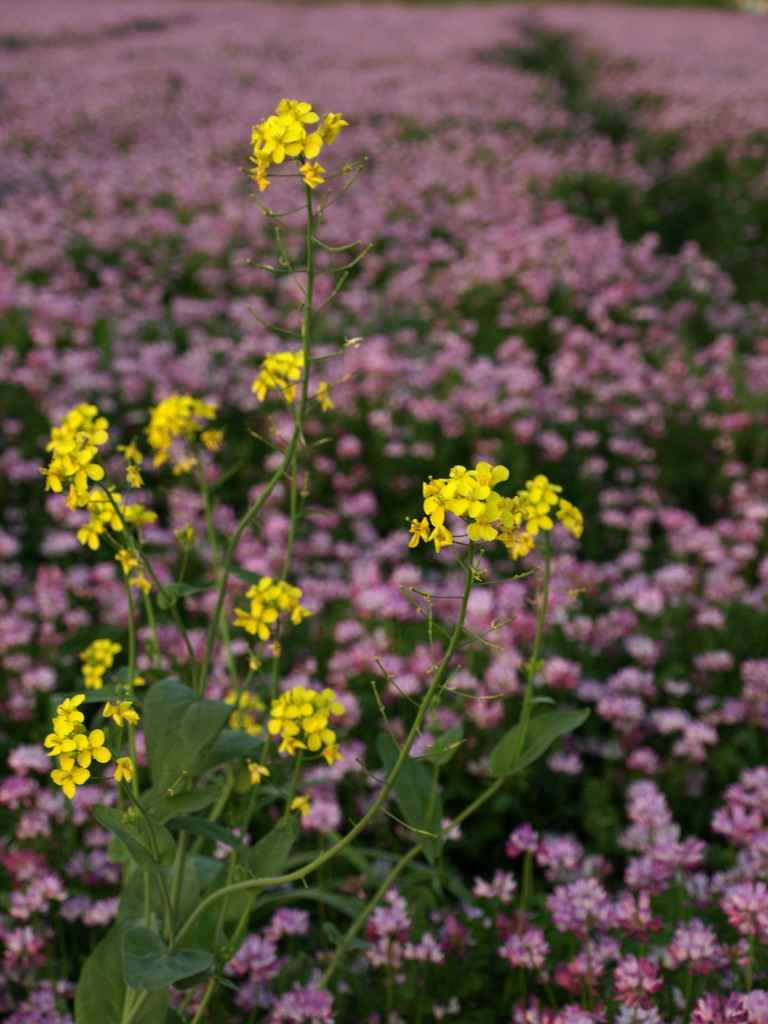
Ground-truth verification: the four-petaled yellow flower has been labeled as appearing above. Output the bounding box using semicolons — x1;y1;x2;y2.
113;757;135;783
103;700;140;727
300;162;326;189
290;793;312;818
247;760;271;786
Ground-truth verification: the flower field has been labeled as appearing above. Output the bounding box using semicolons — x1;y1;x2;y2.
2;2;768;1022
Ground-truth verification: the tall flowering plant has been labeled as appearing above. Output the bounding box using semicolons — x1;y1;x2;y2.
39;101;587;1024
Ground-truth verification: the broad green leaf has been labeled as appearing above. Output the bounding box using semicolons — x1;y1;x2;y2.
377;734;443;864
117;856;222;936
166;815;248;851
122;926;214;991
191;728;262;775
489;708;590;778
246;817;298;878
75;921;169;1024
143;678;231;790
151;784;222;824
322;920;368;951
230;565;264;587
93;804;176;873
424;726;464;767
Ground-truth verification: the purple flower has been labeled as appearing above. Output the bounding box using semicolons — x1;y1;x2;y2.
266;981;334;1024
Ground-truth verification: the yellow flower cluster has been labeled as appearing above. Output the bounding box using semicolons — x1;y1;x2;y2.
145;394;218;468
42;403;158;552
42;696;101;796
41;403;108;505
247;99;348;192
232;577;311;642
252;351;305;404
76;489;157;552
267;686;344;764
409;465;584;558
80;638;123;690
44;695;139;797
225;689;265;736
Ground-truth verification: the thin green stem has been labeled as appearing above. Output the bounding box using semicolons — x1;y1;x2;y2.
512;533;552;763
177;548;478;946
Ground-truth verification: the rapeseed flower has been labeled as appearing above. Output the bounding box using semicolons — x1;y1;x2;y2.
267;686;344;764
247;100;347;191
41;403;109;506
252;351;305;404
145;394;217;468
45;694;114;798
79;638;123;690
410;464;584;557
233;577;311;642
225;690;265;736
103;700;140;727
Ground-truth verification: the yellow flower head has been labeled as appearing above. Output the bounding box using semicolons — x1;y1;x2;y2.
267;686;344;760
103;700;140;727
247;101;347;190
145;394;217;468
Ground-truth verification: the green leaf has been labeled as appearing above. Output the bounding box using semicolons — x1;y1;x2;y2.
230;565;264;587
321;920;368;951
377;734;443;864
166;815;248;851
424;726;464;767
246;817;298;879
122;926;214;991
117;856;222;933
156;582;213;611
143;678;231;790
489;708;590;778
93;804;176;873
151;784;222;824
75;922;169;1024
190;728;262;775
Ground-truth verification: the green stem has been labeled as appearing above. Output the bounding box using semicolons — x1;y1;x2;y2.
512;533;552;763
283;751;304;824
188;980;216;1024
177;548;478;947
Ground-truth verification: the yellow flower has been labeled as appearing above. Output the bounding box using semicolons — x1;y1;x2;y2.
246;760;270;785
103;700;140;727
267;686;344;760
200;428;224;452
225;690;265;736
290;793;312;818
51;761;91;799
427;523;453;553
318;112;349;145
557;498;584;539
72;728;112;769
252;351;304;404
117;439;143;465
145;394;217;468
125;464;144;488
80;639;122;690
407;517;430;548
113;757;135;783
115;549;139;575
299;162;326;189
129;571;152;595
316;380;335;412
